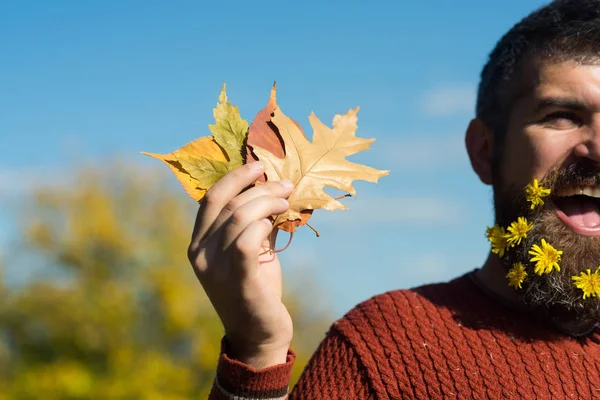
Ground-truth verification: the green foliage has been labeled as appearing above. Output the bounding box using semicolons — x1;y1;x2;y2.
0;163;331;399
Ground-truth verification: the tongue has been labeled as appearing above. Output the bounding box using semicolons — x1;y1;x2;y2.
560;197;600;228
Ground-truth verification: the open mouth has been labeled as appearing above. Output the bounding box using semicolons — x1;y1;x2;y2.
554;186;600;235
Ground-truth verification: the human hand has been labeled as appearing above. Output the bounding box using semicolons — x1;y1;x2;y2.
188;161;294;368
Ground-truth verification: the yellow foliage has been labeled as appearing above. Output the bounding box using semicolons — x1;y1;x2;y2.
0;162;331;399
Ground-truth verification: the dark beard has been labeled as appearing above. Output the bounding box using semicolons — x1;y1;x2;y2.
493;160;600;327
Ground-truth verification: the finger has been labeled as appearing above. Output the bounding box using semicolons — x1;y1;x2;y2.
190;161;265;248
220;195;289;251
229;218;275;278
206;179;293;238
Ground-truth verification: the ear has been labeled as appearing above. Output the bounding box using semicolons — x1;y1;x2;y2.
465;118;494;185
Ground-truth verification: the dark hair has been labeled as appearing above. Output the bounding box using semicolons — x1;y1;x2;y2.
476;0;600;139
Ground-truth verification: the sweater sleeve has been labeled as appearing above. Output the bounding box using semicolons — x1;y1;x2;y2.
209;329;375;399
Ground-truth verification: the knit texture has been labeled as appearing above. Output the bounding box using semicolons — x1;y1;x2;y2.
210;271;600;399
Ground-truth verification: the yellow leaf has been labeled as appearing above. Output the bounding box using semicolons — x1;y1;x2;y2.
142;136;227;201
252;106;389;229
175;152;234;189
209;83;249;165
143;84;248;201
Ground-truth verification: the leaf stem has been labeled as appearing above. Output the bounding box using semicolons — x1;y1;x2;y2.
334;193;352;200
259;231;295;255
306;223;320;237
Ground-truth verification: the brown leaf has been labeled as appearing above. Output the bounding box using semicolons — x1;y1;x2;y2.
275;210;313;233
252;106;389;231
246;82;285;164
246;83;309;162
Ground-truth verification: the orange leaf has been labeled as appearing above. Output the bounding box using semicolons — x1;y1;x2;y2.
275;210;313;233
246;82;285;164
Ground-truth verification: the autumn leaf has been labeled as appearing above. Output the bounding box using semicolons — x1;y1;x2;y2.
142;84;248;201
210;83;248;165
141;136;227;201
175;152;235;189
246;82;285;165
252;106;389;230
246;83;314;232
246;82;306;164
144;82;388;240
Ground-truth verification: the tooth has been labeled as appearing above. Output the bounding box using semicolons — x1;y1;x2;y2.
557;187;581;197
564;187;578;196
582;187;594;196
593;188;600;198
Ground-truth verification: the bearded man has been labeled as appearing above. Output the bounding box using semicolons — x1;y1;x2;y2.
189;0;600;398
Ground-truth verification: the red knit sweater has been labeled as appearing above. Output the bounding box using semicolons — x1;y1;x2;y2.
209;271;600;399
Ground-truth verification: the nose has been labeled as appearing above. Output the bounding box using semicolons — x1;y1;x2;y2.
573;117;600;163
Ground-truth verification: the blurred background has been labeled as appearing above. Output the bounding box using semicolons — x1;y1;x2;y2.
0;0;549;398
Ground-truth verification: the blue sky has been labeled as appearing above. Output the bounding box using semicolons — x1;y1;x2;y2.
0;0;550;316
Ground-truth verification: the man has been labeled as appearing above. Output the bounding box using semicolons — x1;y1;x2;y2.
189;0;600;398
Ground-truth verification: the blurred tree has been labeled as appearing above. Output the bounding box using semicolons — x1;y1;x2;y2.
0;162;332;399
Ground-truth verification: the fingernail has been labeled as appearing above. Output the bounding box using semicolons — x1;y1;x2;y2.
262;218;273;228
279;198;289;206
248;161;264;171
280;179;293;188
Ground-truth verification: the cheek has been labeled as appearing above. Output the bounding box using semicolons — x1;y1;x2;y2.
501;130;572;187
500;132;538;187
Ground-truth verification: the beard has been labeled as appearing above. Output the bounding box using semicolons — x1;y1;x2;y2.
493;159;600;326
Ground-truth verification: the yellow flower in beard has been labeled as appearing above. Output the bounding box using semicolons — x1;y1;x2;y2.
506;262;528;289
487;225;510;258
529;239;562;275
525;179;551;210
572;267;600;299
506;217;534;247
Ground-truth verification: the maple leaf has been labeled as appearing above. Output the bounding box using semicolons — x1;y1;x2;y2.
252;106;389;230
142;84;247;201
246;83;314;233
141;137;228;201
245;82;306;165
246;82;285;165
210;83;248;165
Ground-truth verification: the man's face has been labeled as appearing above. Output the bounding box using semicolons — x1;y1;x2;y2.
494;60;600;320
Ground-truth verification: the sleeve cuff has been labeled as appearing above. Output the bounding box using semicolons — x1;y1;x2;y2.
213;337;296;400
